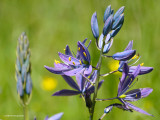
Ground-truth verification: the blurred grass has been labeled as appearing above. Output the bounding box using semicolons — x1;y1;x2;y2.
0;0;160;120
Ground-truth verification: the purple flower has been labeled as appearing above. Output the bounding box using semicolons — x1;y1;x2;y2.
45;112;63;120
52;70;104;108
34;112;63;120
118;40;153;75
45;39;92;76
117;63;153;116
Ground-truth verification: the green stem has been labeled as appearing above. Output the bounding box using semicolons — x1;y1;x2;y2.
23;105;29;120
100;70;118;77
22;94;29;120
90;44;104;120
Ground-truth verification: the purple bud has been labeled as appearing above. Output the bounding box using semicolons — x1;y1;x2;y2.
16;73;24;97
113;6;125;20
103;39;113;54
111;24;122;37
91;12;99;39
103;15;113;36
98;34;104;49
26;73;32;95
112;50;136;61
103;5;111;23
112;14;124;30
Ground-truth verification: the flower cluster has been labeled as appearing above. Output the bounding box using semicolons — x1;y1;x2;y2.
45;5;154;120
16;32;32;105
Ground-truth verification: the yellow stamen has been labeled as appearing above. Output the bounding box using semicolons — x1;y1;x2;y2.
140;63;144;66
55;60;60;64
64;49;66;51
119;94;126;98
69;57;71;61
83;52;87;57
136;94;137;97
88;76;90;79
132;55;137;59
78;47;80;51
79;60;82;65
73;62;75;65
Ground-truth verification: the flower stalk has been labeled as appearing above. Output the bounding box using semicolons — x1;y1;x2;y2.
90;38;105;120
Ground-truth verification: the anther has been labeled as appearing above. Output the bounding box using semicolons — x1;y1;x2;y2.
79;60;82;65
55;60;60;64
69;57;71;61
78;47;80;51
83;52;87;57
132;55;137;59
73;62;75;65
140;63;144;66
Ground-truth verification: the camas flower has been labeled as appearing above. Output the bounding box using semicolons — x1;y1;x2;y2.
117;63;153;116
52;70;104;108
97;63;153;116
45;39;92;77
118;40;153;75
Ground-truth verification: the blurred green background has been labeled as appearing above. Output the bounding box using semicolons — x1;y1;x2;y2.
0;0;159;120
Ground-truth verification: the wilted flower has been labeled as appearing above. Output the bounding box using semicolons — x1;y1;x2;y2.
45;39;92;77
52;70;104;108
15;32;32;105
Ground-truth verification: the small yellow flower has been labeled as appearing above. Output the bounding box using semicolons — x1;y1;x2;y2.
41;77;57;91
108;60;121;75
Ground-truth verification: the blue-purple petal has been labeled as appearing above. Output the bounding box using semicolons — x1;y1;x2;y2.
46;112;64;120
58;52;80;66
84;65;92;76
140;88;153;98
120;65;140;95
76;74;86;91
118;63;129;96
62;75;80;91
65;45;73;56
44;65;70;75
125;40;133;51
112;50;136;61
52;89;81;96
125;102;153;116
77;41;91;63
63;67;85;76
129;66;153;75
